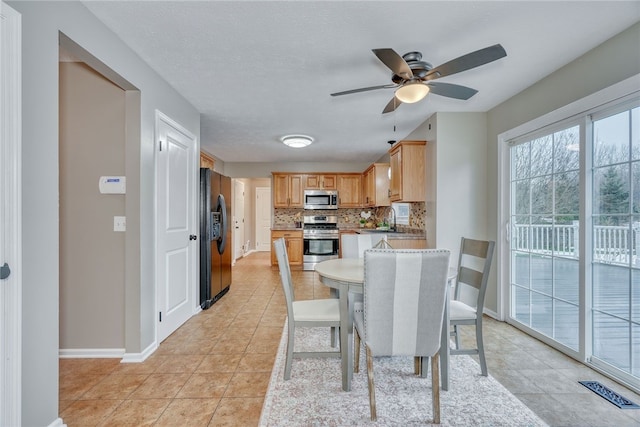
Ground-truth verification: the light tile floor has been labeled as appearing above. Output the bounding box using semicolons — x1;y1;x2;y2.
59;251;640;426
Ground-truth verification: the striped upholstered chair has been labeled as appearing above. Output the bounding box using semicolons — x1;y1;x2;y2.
353;249;451;423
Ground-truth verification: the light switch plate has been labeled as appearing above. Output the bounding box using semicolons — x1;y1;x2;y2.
114;216;126;232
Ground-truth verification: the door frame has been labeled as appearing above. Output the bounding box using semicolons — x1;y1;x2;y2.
233;179;245;261
1;2;22;425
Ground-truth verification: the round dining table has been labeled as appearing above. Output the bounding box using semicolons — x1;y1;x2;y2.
315;257;455;392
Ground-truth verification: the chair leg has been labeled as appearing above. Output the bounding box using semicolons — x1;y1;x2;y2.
284;324;294;380
354;328;361;373
366;345;377;421
431;353;440;424
414;356;421;375
476;317;487;376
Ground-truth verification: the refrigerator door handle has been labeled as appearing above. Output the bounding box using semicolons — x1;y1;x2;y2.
216;194;228;254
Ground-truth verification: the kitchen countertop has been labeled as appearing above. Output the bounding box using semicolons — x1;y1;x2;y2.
271;225;426;240
355;229;426;240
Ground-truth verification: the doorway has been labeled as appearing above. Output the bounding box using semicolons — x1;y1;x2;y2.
58;34;141;359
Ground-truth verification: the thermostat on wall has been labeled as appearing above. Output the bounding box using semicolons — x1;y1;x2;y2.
99;176;126;194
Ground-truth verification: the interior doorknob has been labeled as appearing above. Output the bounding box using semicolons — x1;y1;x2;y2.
1;263;10;280
189;235;197;241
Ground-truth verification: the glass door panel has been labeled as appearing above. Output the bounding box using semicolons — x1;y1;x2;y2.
510;125;580;351
591;107;639;378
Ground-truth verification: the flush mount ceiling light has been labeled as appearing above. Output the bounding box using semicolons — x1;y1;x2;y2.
394;81;430;103
281;134;314;148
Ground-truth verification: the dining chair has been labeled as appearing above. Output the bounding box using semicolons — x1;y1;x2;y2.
273;238;342;380
353;248;451;423
449;237;495;376
341;233;388;259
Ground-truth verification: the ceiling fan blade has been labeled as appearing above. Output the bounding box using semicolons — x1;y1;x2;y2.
330;84;396;97
372;48;413;79
382;96;403;114
427;82;478;100
424;44;507;80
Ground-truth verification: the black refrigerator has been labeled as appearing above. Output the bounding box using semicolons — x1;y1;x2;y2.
199;168;232;309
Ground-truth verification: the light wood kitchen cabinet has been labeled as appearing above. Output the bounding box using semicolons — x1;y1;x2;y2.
305;174;337;190
336;174;362;208
272;173;304;208
271;230;303;267
363;163;390;207
388;239;427;249
200;151;215;170
389;140;426;202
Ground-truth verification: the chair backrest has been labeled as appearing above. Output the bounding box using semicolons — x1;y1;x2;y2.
454;237;495;310
341;233;388;259
362;249;451;358
273;237;295;320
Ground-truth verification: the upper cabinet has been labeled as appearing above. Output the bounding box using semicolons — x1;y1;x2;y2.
389;140;426;202
363;163;390;207
336;174;362;208
200;151;215;170
305;174;337;190
273;173;304;208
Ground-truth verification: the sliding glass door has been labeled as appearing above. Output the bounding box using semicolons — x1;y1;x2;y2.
507;101;639;389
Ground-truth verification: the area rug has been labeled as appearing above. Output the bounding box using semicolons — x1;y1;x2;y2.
260;324;548;426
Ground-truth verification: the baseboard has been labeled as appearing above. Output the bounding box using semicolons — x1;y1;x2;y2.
47;417;67;427
121;340;157;363
483;307;500;320
59;348;125;359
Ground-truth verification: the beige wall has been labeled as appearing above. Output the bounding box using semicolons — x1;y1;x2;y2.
406;113;488;259
59;62;126;350
485;22;640;314
12;2;201;423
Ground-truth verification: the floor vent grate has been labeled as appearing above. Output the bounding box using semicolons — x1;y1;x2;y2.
579;381;640;409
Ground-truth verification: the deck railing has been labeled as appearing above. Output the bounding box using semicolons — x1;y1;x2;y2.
512;222;640;265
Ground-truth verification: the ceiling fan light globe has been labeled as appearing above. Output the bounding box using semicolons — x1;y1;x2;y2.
395;82;430;103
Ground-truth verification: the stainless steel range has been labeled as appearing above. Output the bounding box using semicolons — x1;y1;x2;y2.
303;215;339;270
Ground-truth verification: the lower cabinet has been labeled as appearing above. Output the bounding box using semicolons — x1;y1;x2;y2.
338;229;358;258
387;239;427;249
271;230;303;268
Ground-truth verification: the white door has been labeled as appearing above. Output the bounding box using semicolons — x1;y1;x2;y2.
1;2;21;425
156;112;197;343
256;187;272;251
233;180;245;259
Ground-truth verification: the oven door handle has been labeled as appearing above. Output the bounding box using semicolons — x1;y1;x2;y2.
303;235;339;240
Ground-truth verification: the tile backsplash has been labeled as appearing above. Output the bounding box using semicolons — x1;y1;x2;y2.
274;202;425;232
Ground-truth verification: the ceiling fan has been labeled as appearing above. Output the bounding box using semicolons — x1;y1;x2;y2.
330;44;507;114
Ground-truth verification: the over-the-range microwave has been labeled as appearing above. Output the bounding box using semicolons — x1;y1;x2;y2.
304;189;338;210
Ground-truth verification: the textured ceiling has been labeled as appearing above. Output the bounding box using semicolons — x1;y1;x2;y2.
82;1;640;164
